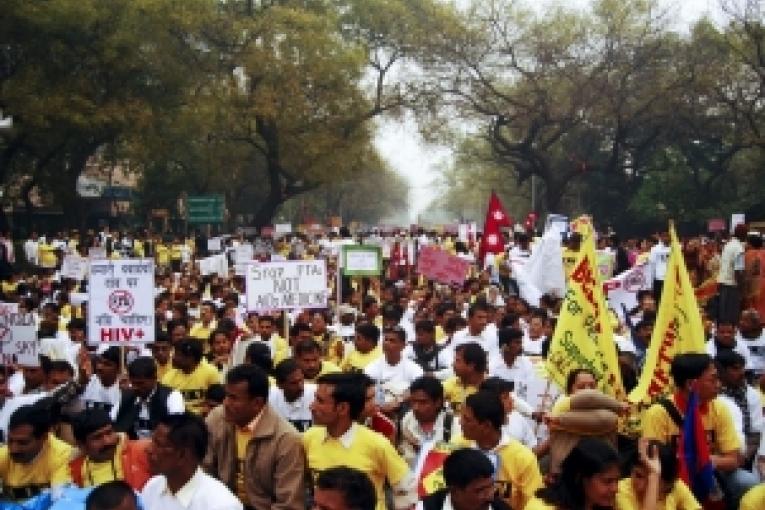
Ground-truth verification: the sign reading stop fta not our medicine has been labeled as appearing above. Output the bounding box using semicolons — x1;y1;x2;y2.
89;259;155;346
246;260;328;311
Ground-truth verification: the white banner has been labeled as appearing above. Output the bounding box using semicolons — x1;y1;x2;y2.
0;314;39;366
88;259;155;345
275;223;292;235
61;254;88;280
603;262;651;320
235;243;254;264
246;260;328;311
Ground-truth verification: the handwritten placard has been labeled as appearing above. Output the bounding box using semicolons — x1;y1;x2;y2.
246;260;328;311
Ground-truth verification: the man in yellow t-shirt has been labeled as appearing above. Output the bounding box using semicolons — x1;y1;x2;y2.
340;323;382;372
304;372;415;510
457;390;543;510
162;339;221;414
741;484;765;510
0;402;73;500
293;339;341;383
442;342;486;412
641;353;757;506
189;302;218;343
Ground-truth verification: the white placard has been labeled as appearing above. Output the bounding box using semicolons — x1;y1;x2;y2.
89;247;107;259
61;254;88;280
275;223;292;235
344;249;380;273
207;237;222;252
88;259;155;345
235;244;254;264
731;213;746;233
0;314;39;366
246;260;328;311
0;303;19;316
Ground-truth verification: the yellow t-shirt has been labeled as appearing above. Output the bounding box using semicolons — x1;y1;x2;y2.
641;397;741;454
189;321;217;342
451;437;543;510
616;477;700;510
235;428;250;502
133;240;144;258
156;360;171;381
162;361;221;414
0;434;73;497
550;395;571;415
341;347;382;372
435;325;446;343
170;244;184;261
38;243;58;268
79;437;126;487
303;424;409;510
155;244;170;266
262;335;290;365
1;280;18;294
741;484;765;510
523;497;557;510
442;376;479;413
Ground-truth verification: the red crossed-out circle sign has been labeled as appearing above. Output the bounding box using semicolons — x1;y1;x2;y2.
108;290;134;315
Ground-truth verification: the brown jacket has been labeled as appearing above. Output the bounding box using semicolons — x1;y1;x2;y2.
204;404;305;510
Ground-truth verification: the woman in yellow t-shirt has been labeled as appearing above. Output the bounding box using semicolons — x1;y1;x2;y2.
525;438;659;510
616;441;700;510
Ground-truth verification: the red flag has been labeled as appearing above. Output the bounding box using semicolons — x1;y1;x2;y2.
479;192;511;263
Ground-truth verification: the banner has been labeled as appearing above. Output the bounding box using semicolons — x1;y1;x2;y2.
604;262;651;321
546;218;625;399
0;313;39;366
629;225;706;405
207;237;222;252
417;246;470;286
246;260;328;311
88;259;156;345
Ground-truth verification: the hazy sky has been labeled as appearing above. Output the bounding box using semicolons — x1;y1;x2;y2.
374;0;724;221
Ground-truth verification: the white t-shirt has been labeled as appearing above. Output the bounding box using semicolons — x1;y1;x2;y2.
522;334;546;356
489;355;536;403
737;330;765;374
718;238;745;286
364;357;424;387
268;384;316;433
502;411;538;449
450;327;499;358
706;340;753;371
81;375;123;416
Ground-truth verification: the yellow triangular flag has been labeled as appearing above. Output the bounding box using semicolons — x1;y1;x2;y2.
546;217;625;399
628;223;706;405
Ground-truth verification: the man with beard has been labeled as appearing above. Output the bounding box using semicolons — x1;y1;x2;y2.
270;358;316;432
294;339;341;383
69;408;152;490
0;399;73;500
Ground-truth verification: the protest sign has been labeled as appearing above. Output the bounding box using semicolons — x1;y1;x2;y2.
246;260;328;311
207;237;222;252
88;259;155;345
0;313;39;366
275;223;292;235
603;262;651;320
61;254;87;280
342;246;382;276
416;246;469;286
0;303;18;315
235;243;254;264
88;247;107;259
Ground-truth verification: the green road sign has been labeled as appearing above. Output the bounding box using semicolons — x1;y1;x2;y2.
187;195;225;224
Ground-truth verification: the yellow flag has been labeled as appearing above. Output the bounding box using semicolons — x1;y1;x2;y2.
628;224;706;405
546;217;625;399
